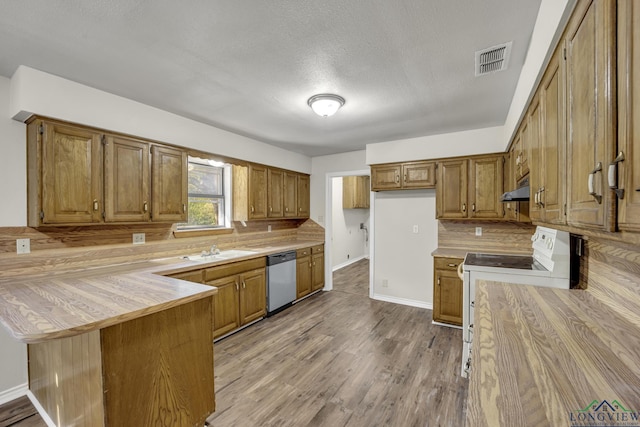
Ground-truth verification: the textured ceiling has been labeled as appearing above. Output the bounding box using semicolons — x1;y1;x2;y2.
0;0;542;157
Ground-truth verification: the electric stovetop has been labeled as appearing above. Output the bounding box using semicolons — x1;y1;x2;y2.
464;253;547;271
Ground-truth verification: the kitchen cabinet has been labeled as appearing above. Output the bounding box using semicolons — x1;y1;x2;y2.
27;120;103;225
342;175;370;209
537;46;567;225
297;174;311;218
104;135;150;222
513;123;529;181
205;257;266;339
233;165;310;221
26;117;188;226
432;257;463;326
565;0;616;231
283;171;298;217
296;244;324;299
370;161;436;191
268;168;284;218
436;154;504;220
168;269;203;283
616;0;640;232
151;145;188;222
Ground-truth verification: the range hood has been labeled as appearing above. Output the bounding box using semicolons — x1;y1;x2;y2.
501;176;530;202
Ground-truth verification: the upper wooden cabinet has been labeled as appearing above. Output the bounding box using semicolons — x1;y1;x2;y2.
616;0;640;232
233;165;310;221
436;153;504;220
27;118;187;226
151;145;188;222
342;176;370;209
565;0;616;231
28;120;103;225
267;168;284;218
371;161;436;191
104;136;150;222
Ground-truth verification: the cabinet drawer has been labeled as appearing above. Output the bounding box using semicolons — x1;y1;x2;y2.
434;257;463;271
297;248;311;258
168;270;203;283
204;257;266;282
311;244;324;254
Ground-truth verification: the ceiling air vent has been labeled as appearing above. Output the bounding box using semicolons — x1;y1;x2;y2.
475;42;512;76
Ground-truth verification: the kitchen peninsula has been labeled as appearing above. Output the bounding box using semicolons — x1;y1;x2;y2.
0;261;218;427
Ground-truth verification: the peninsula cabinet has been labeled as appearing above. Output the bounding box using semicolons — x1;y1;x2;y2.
204;257;266;339
371;161;436;191
565;0;616;231
26;118;188;226
616;0;640;232
436;154;504;220
433;257;463;326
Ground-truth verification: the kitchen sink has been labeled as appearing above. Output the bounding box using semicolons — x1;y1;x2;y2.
182;249;258;263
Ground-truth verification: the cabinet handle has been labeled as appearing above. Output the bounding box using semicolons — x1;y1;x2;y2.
93;199;99;211
143;201;148;212
462;203;466;213
182;204;186;213
588;162;603;204
242;280;246;289
309;262;312;269
285;207;288;212
471;203;475;212
235;281;239;291
404;172;407;182
447;263;457;267
395;174;400;183
251;206;255;213
538;187;545;207
608;151;625;199
437;278;440;285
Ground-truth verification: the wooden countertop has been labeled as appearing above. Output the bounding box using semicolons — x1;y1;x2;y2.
0;240;323;344
466;280;640;426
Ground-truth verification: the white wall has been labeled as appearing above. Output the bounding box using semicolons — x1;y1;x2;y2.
10;66;311;175
331;177;369;269
372;190;437;308
365;126;505;165
0;75;28;402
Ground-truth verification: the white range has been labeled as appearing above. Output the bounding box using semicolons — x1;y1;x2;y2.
460;226;571;378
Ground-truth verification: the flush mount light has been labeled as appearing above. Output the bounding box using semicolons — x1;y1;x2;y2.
307;94;345;117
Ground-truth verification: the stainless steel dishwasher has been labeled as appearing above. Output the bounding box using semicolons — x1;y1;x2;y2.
266;251;297;316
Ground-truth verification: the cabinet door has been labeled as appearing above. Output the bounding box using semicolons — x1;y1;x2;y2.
528;96;543;222
469;155;504;219
296;254;312;299
151;145;187;222
371;164;401;190
520;121;530;177
433;258;463;326
402;161;436;189
210;276;240;339
503;151;518;221
104;136;150;222
297;174;310;218
566;0;616;231
40;122;103;224
248;165;268;219
617;0;640;231
239;268;266;325
540;47;567;225
267;168;284;218
283;171;298;217
342;176;370;209
311;252;324;291
436;159;468;219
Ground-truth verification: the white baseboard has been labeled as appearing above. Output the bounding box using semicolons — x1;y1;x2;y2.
0;382;28;405
332;255;368;272
27;390;57;427
371;293;433;310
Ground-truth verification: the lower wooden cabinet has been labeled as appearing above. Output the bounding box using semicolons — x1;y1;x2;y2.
433;257;463;326
203;258;266;339
296;244;325;299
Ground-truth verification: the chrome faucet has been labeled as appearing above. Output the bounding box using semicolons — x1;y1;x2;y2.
210;244;220;255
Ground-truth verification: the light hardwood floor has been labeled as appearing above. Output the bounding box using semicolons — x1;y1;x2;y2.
1;258;468;427
207;258;468;427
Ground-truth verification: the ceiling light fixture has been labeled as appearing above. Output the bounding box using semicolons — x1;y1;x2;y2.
307;94;345;117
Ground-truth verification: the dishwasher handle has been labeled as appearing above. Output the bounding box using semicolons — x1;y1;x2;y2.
267;251;297;266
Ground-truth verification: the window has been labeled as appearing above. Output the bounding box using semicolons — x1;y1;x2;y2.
178;157;229;229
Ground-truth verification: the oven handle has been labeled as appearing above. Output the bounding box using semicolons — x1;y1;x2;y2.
457;262;464;280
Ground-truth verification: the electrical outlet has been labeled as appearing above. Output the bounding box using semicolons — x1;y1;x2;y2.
132;233;145;244
382;279;388;288
413;225;419;234
267;225;272;232
475;227;482;236
16;238;30;254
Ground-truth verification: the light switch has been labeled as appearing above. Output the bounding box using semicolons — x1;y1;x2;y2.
413;225;419;234
475;227;482;236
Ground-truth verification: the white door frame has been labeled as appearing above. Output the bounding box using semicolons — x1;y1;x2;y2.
323;169;372;293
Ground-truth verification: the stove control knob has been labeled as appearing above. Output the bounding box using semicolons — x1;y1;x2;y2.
531;232;538;242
